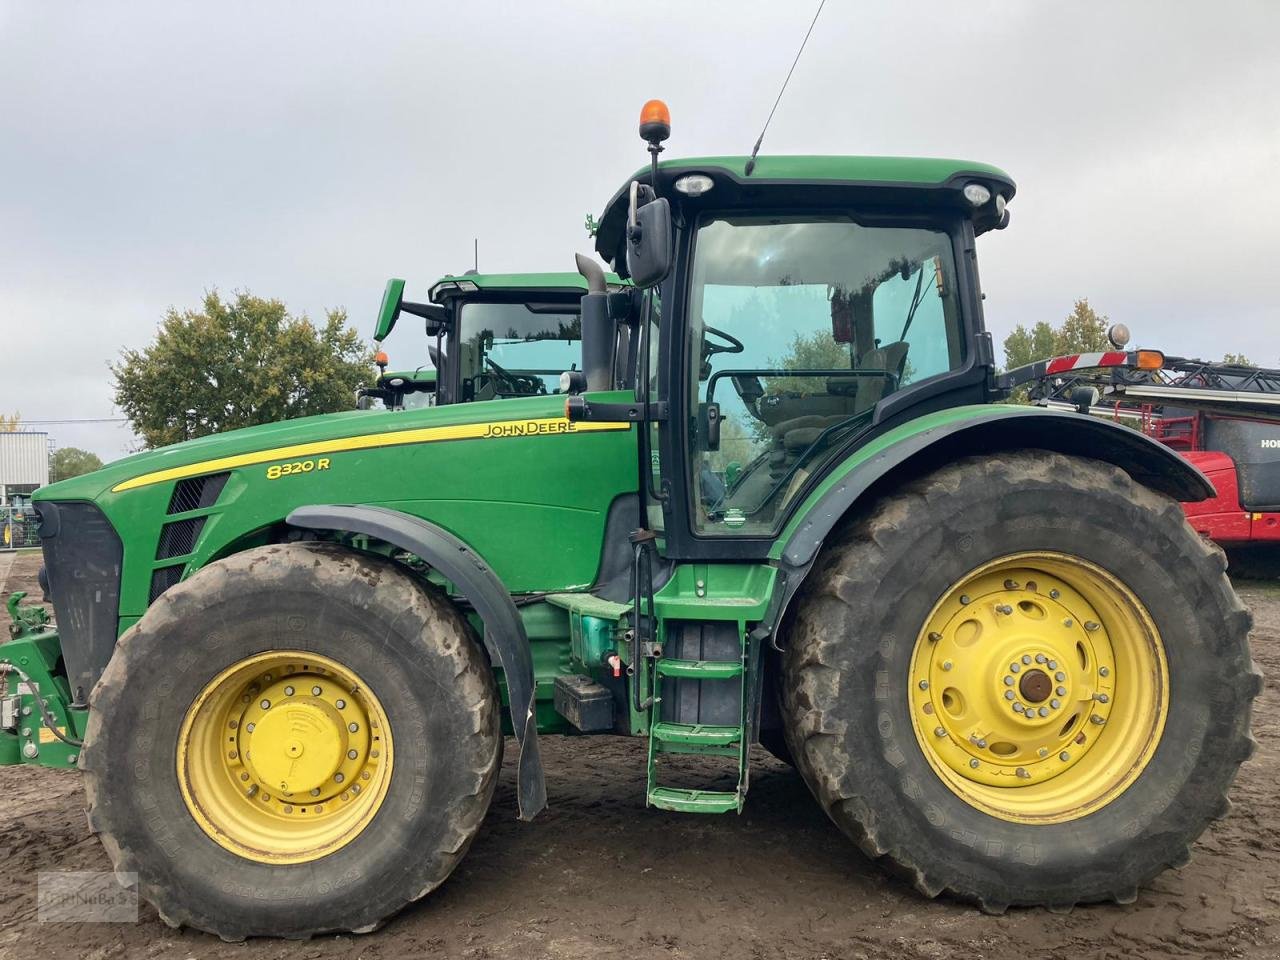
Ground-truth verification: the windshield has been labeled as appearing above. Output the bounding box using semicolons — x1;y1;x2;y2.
687;214;965;534
457;301;582;401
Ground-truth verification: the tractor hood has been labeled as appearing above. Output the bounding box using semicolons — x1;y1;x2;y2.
34;394;577;503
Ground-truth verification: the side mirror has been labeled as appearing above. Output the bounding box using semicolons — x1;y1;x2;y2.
625;182;672;288
374;278;406;342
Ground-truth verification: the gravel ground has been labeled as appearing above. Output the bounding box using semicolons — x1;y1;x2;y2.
1;551;1277;960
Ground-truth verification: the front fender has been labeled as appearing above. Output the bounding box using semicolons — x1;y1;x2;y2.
778;405;1213;569
286;504;546;821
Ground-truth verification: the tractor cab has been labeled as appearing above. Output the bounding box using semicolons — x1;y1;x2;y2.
575;101;1015;553
361;272;626;410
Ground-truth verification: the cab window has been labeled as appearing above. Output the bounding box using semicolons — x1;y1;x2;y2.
686;215;964;534
457;301;582;401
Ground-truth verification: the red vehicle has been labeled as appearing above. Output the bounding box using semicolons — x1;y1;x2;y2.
1008;353;1280;575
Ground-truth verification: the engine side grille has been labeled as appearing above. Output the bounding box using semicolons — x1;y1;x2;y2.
149;565;186;604
156;516;207;560
167;472;230;514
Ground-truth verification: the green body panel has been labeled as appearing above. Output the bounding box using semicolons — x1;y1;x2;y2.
35;393;639;620
771;403;1030;557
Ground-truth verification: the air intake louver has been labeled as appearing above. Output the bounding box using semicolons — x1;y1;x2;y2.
149;565;185;603
167;472;230;514
156;516;207;560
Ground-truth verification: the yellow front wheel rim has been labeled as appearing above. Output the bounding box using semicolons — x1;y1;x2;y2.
177;651;394;863
909;553;1168;824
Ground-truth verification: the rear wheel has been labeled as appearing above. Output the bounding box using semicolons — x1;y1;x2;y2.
82;542;501;939
782;451;1261;910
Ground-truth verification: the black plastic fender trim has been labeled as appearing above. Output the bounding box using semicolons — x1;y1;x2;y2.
286;504;546;821
781;407;1215;570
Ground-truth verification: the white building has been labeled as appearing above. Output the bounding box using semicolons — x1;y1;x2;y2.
0;432;50;505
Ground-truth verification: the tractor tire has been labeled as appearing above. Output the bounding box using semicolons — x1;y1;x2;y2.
781;451;1261;912
81;542;502;940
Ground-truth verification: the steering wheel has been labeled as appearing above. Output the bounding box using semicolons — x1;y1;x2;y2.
485;357;543;395
703;325;744;358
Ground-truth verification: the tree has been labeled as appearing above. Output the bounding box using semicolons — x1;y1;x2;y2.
51;447;104;482
1003;298;1111;370
1222;352;1253;367
112;291;374;449
0;412;19;431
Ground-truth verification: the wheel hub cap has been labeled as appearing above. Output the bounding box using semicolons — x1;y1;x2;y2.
177;651;394;864
909;553;1167;823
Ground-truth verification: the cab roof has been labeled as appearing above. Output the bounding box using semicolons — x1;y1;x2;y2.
594;154;1016;267
428;271;625;302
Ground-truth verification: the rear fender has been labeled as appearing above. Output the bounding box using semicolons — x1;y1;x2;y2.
286;504;546;821
761;407;1213;644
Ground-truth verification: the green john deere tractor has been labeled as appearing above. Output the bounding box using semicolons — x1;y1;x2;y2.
2;102;1259;938
357;271;624;411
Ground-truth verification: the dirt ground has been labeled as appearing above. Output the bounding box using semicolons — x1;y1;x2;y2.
1;549;1277;960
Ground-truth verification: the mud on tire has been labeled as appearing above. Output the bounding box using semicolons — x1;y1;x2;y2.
781;451;1262;911
81;542;501;940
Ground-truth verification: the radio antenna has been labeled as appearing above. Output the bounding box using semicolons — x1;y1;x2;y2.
744;0;827;177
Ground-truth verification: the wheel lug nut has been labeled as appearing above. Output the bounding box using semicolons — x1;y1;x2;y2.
1011;663;1021;673
260;699;270;710
284;686;294;696
977;739;987;749
311;788;321;796
1049;589;1061;599
1056;686;1067;696
918;680;929;690
1037;707;1049;717
1047;660;1058;670
969;759;980;769
1004;676;1014;686
1090;714;1105;725
347;749;358;759
1004;690;1015;701
1099;667;1110;678
928;632;943;642
960;595;971;605
1016;768;1030;779
1035;654;1047;664
934;726;946;737
941;661;953;672
1059;751;1070;762
348;722;359;732
334;773;345;783
1084;621;1099;632
1004;579;1020;590
1013;703;1025;714
312;686;322;696
1055;671;1066;682
1021;655;1032;665
1063;619;1073;628
1095;693;1109;703
335;699;346;709
245;722;255;732
1050;699;1061;709
996;604;1012;615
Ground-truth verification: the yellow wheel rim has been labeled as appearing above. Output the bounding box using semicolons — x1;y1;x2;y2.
177;651;394;863
908;553;1168;823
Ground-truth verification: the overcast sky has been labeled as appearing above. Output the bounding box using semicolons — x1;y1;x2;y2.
2;1;1277;462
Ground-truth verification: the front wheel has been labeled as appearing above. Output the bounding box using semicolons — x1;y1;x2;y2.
81;542;501;939
782;451;1261;911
